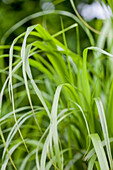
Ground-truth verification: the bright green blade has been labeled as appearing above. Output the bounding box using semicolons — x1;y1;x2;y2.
90;134;109;170
94;98;113;169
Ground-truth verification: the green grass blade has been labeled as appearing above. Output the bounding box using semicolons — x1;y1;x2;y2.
94;98;113;169
90;133;109;170
21;25;43;134
88;154;96;170
82;49;91;105
50;84;63;169
87;46;113;58
61;18;74;84
108;80;113;135
71;101;90;135
84;138;113;161
9;32;29;153
0;127;17;170
2;111;33;159
25;49;51;119
40;135;50;170
1;141;22;170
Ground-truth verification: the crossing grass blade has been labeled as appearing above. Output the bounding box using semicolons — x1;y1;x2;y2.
84;138;113;162
88;154;96;170
50;84;63;169
90;134;109;170
9;32;29;153
94;98;113;169
21;25;43;133
1;141;22;170
0;127;17;170
2;109;40;159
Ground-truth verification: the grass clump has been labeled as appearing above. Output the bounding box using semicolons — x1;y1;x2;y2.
0;0;113;169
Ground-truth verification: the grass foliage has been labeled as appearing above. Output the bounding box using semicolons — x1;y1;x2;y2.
0;0;113;169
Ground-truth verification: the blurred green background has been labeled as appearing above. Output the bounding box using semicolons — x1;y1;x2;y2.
0;0;98;51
